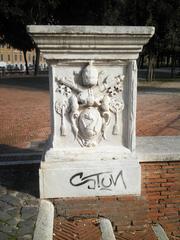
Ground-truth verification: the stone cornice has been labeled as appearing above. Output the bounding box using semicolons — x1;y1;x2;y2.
27;25;155;60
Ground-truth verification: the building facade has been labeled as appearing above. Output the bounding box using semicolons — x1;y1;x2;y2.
0;44;47;69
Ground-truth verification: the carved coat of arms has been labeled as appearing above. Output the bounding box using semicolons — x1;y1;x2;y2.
55;61;124;147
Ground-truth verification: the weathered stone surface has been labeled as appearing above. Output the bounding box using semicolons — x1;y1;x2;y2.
27;25;155;61
0;166;39;240
16;192;37;201
28;25;154;199
18;219;35;229
40;160;141;198
0;200;14;211
100;218;116;240
0;222;16;234
33;200;54;240
17;218;36;236
18;234;33;240
137;136;180;162
17;224;35;236
7;207;20;217
21;207;38;220
152;224;169;240
7;217;19;227
0;211;12;222
0;231;11;240
24;199;39;207
0;186;7;195
0;195;21;207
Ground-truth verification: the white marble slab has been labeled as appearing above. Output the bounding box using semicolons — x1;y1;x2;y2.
40;159;141;198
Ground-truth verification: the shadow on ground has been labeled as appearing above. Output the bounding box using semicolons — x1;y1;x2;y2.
0;143;45;154
0;75;49;91
138;86;180;93
0;145;41;197
0;144;42;154
0;163;40;197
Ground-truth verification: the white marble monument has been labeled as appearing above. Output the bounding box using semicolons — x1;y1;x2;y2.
27;26;155;198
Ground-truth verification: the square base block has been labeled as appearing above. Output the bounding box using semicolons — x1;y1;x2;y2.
39;159;141;198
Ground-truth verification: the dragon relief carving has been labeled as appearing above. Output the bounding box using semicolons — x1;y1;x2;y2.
55;61;124;147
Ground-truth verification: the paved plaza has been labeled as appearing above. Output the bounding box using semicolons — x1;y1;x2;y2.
0;76;179;239
0;77;179;153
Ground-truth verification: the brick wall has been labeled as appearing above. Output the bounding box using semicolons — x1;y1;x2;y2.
141;161;180;239
53;161;180;239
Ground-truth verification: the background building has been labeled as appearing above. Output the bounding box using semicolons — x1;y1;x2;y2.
0;44;47;70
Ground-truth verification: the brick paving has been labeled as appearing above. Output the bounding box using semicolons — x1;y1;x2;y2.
115;228;158;240
0;86;50;153
0;77;179;239
53;218;101;240
137;93;180;136
0;77;179;153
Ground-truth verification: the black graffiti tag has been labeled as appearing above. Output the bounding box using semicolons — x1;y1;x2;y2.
69;170;127;191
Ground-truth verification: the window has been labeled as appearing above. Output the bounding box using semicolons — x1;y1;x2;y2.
28;54;31;62
0;54;3;61
15;55;17;61
8;55;10;61
20;54;22;61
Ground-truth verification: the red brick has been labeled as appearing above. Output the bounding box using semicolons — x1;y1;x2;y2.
142;165;163;170
132;219;150;225
167;198;180;203
147;195;168;200
161;191;179;196
160;207;178;213
116;195;138;201
163;223;180;230
168;162;180;166
143;173;161;178
161;182;177;187
162;165;178;169
144;178;167;183
98;196;118;201
144;183;161;188
160;173;179;178
149;203;165;209
66;209;98;216
146;187;167;193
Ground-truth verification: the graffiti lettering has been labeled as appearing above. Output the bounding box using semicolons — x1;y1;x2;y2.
69;170;126;191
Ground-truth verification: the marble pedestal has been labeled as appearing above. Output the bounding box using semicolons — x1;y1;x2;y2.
27;25;154;198
40;159;140;198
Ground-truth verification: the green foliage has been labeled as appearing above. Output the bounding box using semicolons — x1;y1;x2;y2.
0;0;179;79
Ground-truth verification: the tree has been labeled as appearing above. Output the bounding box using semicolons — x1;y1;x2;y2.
0;0;34;74
0;0;60;75
0;0;179;79
17;0;61;75
139;0;180;80
0;19;34;74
